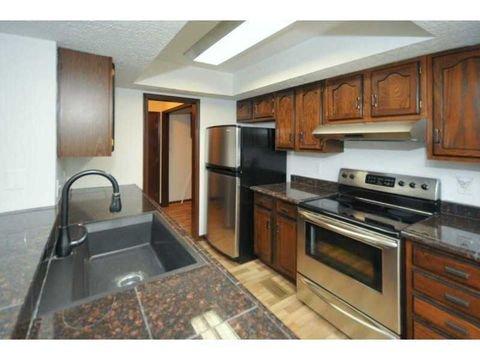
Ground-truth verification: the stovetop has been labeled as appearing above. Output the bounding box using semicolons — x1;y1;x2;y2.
299;187;440;237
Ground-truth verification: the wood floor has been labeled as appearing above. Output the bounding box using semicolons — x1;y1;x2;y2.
162;201;347;339
162;200;192;233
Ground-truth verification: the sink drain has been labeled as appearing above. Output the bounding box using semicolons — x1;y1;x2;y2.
115;271;146;288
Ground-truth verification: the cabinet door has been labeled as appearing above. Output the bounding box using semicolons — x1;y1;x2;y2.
432;48;480;159
324;74;364;122
253;94;275;120
295;83;323;150
371;61;420;118
58;48;114;157
237;100;252;121
275;90;295;149
254;205;273;264
275;214;297;280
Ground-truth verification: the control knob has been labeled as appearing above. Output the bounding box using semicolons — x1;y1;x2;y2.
342;173;348;178
398;180;405;187
349;174;355;180
421;184;429;190
409;182;416;189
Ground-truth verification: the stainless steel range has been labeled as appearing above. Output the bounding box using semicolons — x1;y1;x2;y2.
296;169;440;339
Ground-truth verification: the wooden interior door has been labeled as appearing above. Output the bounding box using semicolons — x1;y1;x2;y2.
324;74;364;122
295;83;323;150
146;111;160;203
275;90;295;149
432;48;480;159
254;205;273;264
371;61;420;118
275;215;297;279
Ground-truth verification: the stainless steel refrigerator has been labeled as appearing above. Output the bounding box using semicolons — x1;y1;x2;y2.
206;125;286;261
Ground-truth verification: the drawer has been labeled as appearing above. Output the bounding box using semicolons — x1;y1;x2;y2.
254;193;274;209
413;320;446;339
413;245;480;291
276;200;297;219
413;271;480;320
413;297;480;339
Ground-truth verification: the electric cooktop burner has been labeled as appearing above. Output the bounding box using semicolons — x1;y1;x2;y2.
299;169;441;238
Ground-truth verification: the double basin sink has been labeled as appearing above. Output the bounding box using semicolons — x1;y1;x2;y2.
39;212;204;315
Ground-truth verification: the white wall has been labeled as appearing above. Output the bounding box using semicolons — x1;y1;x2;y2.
61;87;236;235
0;33;57;213
287;142;480;207
169;113;192;202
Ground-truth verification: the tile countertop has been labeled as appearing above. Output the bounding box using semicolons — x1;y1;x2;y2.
250;180;338;204
402;212;480;263
0;184;295;339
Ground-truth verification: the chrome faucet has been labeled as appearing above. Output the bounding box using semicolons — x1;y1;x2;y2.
56;169;122;257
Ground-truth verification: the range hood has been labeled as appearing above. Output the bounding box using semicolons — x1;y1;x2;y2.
312;119;426;142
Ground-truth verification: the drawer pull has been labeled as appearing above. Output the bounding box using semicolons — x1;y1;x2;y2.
444;320;469;337
444;265;470;280
444;292;470;308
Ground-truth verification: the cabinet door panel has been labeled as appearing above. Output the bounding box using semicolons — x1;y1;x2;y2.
237;100;252;121
58;48;113;157
275;90;295;149
371;61;420;118
295;84;323;150
253;94;275;120
254;205;273;264
325;74;364;122
275;215;297;280
432;48;480;158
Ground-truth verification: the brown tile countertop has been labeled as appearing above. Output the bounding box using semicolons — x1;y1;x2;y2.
250;179;338;204
402;210;480;263
0;184;295;339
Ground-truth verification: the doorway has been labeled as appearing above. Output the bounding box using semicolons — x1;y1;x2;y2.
143;94;200;238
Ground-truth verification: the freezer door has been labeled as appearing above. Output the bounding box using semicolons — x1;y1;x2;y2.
206;169;240;258
206;126;240;169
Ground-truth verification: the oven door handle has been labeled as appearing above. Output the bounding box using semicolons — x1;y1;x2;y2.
299;210;398;249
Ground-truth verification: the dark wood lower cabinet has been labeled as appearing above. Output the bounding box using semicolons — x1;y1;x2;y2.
253;193;297;281
405;240;480;339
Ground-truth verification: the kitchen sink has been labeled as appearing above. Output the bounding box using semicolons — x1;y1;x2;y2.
38;212;204;315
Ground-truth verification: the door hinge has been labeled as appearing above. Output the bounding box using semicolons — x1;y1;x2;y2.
433;128;441;144
418;65;422;75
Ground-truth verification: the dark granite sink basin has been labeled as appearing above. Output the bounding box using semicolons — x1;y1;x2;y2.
38;213;203;315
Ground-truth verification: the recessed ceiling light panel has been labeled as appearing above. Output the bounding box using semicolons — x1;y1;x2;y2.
194;21;294;65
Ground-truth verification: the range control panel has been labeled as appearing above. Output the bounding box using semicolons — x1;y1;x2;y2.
338;168;441;201
365;174;396;188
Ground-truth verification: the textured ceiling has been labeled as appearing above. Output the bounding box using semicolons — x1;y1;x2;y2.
0;21;186;86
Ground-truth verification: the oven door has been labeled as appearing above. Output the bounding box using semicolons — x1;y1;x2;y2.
297;209;401;335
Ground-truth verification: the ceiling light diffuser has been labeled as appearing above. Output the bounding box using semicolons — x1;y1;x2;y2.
194;21;294;65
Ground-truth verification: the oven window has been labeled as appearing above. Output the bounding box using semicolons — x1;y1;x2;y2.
305;222;382;292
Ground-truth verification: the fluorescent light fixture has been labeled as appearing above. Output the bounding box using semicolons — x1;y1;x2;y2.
194;21;294;65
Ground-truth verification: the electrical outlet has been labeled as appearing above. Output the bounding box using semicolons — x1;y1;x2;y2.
456;175;474;195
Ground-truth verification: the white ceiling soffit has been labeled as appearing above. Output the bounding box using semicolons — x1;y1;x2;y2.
0;21;186;86
139;21;480;99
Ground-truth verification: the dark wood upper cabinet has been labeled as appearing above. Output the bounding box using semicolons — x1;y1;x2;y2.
58;48;114;157
370;61;421;118
295;83;343;153
236;99;253;122
254;204;273;265
275;90;295;150
324;74;364;122
275;213;297;280
431;46;480;161
253;94;275;120
295;83;323;150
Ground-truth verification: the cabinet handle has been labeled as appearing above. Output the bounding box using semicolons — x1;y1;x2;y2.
444;320;469;337
444;265;470;280
266;221;270;230
371;94;378;108
444;293;470;308
289;133;294;143
433;128;441;144
356;97;361;110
